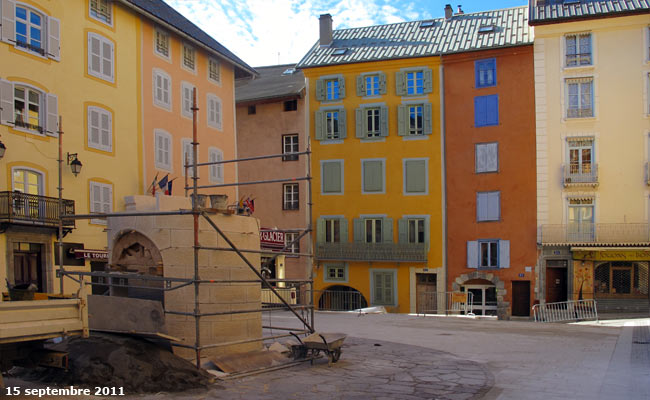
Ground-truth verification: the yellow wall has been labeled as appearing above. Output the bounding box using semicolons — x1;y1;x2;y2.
0;1;142;294
305;57;444;313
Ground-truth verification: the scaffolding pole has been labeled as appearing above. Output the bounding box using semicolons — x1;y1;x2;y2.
57;116;64;294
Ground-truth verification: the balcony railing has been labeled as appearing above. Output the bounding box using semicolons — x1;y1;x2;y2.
540;223;650;245
0;191;75;228
563;163;598;187
315;242;427;262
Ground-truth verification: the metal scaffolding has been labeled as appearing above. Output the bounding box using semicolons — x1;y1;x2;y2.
57;88;315;369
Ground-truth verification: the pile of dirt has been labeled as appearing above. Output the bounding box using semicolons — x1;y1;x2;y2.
16;333;213;393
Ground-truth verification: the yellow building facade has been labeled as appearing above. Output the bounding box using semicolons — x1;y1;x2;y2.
533;3;650;312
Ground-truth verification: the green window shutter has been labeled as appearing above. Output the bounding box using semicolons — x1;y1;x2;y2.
314;110;324;140
340;218;348;243
379;73;387;95
338;77;346;99
373;272;383;304
383;218;393;243
322;161;342;193
353;218;364;242
363;160;383;192
355;108;364;138
316;218;325;243
379;105;389;137
423;103;432;135
398;218;408;244
338;109;347;139
423;68;433;93
315;79;325;101
405;160;426;193
395;71;406;96
384;273;394;304
424;216;430;250
397;105;406;136
356;76;364;96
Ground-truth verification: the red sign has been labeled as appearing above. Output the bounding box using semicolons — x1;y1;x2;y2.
73;249;108;261
260;229;285;251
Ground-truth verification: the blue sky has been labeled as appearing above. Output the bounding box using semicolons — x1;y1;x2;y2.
165;0;528;67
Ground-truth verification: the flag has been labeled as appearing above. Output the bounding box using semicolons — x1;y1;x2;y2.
147;173;159;196
167;178;177;195
244;197;255;213
158;175;169;193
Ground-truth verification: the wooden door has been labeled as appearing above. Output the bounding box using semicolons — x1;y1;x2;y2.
546;267;568;303
13;251;42;291
512;281;531;316
416;273;437;313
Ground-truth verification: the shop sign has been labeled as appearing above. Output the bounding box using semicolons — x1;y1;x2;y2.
73;249;108;261
574;249;650;261
451;292;467;303
260;229;285;251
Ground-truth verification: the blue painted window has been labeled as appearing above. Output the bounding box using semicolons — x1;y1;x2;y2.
326;79;339;100
475;58;496;88
15;6;44;53
406;71;424;95
474;95;499;127
365;75;380;96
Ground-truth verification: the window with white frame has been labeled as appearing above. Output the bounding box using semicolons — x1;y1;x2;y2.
321;160;343;194
282;134;299;161
325;219;341;242
285;232;300;254
208;58;221;83
12;168;44;195
283;183;299;210
565;33;592;67
154;129;172;171
315;76;345;102
365;108;380;137
567;137;594;176
153;69;171;109
15;5;43;54
365;218;383;243
13;85;43;133
476;142;498;173
397;103;432;137
0;80;58;136
354;105;388;139
315;108;346;141
407;218;425;244
2;3;60;60
181;139;195;177
409;105;423;134
325;264;346;282
372;270;395;305
566;78;593;118
477;191;500;222
406;71;424;95
206;94;222;129
154;28;170;59
181;82;194;118
396;68;432;96
404;159;427;194
87;32;114;82
89;180;112;225
87;106;112;152
182;43;196;71
362;159;384;194
365;74;380;96
326;110;340;139
208;148;224;183
467;239;509;269
356;73;387;97
568;198;594;241
479;240;499;268
89;0;112;25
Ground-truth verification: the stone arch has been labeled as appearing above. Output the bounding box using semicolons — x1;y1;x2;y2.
110;230;164;303
318;284;368;311
452;271;508;319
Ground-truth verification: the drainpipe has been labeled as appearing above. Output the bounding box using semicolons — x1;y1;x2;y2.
439;64;448;310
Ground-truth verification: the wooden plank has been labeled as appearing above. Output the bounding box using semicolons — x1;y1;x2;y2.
211;350;289;374
0;305;79;324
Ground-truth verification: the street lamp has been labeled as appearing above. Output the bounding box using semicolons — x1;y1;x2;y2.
67;153;82;177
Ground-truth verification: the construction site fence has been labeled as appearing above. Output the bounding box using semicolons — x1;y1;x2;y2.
532;299;598;323
415;291;475;316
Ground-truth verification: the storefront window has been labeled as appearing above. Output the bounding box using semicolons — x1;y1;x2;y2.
594;262;648;297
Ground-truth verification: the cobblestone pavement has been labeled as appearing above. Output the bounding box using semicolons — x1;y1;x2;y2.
133;337;493;400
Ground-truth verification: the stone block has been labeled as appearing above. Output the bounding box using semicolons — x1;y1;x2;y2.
246;285;261;302
155;214;194;230
211;320;248;341
161;248;194;267
147;229;171;250
124;195;157;211
211;285;248;304
231;303;260;321
210;251;258;270
247;318;262;338
199;265;230;281
198;231;219;248
134;216;154;233
157;195;191;211
170;231;194;248
230;266;260;281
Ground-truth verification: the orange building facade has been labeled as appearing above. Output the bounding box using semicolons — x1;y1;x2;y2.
443;45;537;319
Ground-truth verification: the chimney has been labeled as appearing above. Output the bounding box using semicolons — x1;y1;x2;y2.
444;4;453;20
456;5;464;14
319;14;333;47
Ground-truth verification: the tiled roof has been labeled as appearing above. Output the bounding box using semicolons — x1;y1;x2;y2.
297;6;532;69
120;0;256;78
235;64;305;103
529;0;650;25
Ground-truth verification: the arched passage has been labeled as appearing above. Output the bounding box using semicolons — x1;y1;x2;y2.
318;285;368;311
452;272;507;318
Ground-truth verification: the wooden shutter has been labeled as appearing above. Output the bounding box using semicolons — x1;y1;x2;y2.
486;95;499;126
423;103;432;135
338;77;346;99
353;218;364;242
383;273;394;304
486;143;498;171
397;105;406;136
379;105;389;137
373;272;383;303
0;79;14;126
499;240;510;268
102;184;112;214
398;218;408;243
424;216;430;250
476;144;487;172
100;110;111;150
315;79;325;101
47;16;61;60
163;75;170;105
395;71;406;95
314;110;324;140
355;108;364;138
423;68;433;93
379;73;387;95
316;218;325;243
1;0;15;44
383;218;393;243
363;161;382;192
467;241;478;268
338;109;347;139
322;161;341;193
406;160;426;193
356;76;364;96
340;218;348;243
477;193;488;221
45;93;58;136
89;34;101;74
474;96;487;127
488;192;500;221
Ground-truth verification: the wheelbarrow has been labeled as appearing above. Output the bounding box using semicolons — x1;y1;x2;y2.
289;332;347;367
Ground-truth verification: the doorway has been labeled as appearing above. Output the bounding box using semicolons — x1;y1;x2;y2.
512;281;531;316
546;260;568;303
463;282;497;316
13;242;43;292
415;273;437;314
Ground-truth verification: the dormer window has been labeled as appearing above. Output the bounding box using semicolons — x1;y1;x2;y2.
332;48;347;56
420;20;435;28
478;25;495;34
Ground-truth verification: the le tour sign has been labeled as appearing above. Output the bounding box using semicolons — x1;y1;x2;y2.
260;229;285;251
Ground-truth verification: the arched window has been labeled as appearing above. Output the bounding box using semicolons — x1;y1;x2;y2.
12;168;44;195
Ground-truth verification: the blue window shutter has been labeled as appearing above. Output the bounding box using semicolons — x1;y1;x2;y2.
383;218;393;243
489;59;497;85
499;240;510;268
477;193;488;222
340;218;348;243
353;218;364;242
487;95;498;126
488;192;500;220
474;96;486;127
467;241;478;268
398;218;408;243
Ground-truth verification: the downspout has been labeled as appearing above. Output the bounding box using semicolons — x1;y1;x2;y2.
439;63;448;307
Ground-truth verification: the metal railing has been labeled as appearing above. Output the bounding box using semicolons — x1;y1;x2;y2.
0;191;75;227
540;223;650;245
311;290;368;311
416;291;474;316
315;242;427;262
563;163;598;186
533;299;598;323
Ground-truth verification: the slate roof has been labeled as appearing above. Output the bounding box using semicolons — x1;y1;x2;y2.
235;64;305;103
296;6;532;69
529;0;650;25
120;0;256;78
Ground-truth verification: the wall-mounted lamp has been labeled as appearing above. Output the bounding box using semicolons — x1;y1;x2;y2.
67;153;83;177
0;140;6;160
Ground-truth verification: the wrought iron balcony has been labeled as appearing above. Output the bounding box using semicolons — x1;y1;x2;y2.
563;163;598;187
315;242;427;262
540;223;650;245
0;191;75;229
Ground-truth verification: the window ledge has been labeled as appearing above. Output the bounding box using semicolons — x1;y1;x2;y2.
402;136;429;141
563;116;597;123
321;192;344;196
320;99;343;104
403;192;428;196
153;102;172;112
562;65;595;73
360;138;386;143
319;139;343;145
361;95;382;100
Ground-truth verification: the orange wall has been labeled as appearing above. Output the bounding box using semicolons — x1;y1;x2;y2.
141;19;237;199
236;97;308;280
443;46;537;307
